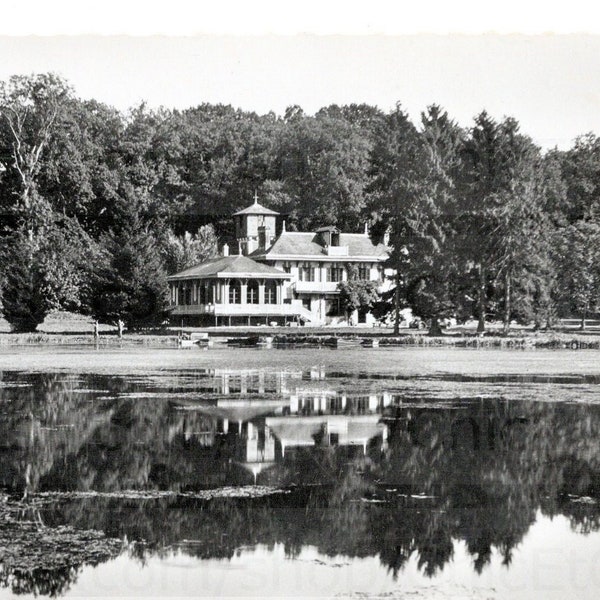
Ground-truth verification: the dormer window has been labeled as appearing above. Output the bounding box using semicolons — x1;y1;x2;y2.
316;225;340;247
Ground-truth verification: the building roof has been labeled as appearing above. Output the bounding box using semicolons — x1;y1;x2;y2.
252;232;388;260
167;254;291;281
233;201;280;216
265;415;385;448
171;400;286;423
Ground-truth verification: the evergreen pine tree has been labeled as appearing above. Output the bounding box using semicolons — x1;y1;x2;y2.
90;210;169;328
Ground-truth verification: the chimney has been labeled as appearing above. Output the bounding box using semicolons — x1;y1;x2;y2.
364;223;369;236
258;225;268;251
383;228;390;246
222;243;229;257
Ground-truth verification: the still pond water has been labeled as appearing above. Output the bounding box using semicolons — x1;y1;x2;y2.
1;346;600;599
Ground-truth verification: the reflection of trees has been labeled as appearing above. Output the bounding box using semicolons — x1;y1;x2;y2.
0;373;251;494
376;399;600;576
3;371;600;586
0;565;78;597
42;486;377;562
0;373;121;494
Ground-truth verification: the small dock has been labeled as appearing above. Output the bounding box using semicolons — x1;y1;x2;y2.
178;332;213;348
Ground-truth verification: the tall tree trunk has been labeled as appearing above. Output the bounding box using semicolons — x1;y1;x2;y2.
394;272;401;335
477;264;486;334
503;270;511;335
581;311;586;331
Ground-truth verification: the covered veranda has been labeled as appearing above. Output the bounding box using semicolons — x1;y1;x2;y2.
167;254;311;326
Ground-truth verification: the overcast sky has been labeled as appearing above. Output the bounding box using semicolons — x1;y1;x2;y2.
2;1;600;149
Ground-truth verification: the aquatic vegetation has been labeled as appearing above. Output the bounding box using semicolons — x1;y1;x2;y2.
0;498;122;596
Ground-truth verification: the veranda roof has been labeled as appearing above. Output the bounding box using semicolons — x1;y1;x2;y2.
168;254;291;281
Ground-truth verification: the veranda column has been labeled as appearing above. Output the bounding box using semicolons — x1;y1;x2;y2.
210;281;217;326
258;280;265;304
223;280;230;304
222;373;229;394
241;280;248;304
276;282;282;304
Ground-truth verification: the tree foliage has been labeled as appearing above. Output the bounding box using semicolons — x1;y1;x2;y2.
458;113;553;332
554;221;600;329
337;279;380;319
161;225;219;274
0;215;94;331
369;105;464;333
89;211;169;328
0;73;72;228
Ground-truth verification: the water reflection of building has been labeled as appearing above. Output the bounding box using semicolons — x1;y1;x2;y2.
175;369;390;481
268;392;390;456
195;368;303;396
266;415;387;457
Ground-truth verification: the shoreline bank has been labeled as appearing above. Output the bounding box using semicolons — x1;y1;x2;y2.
0;329;598;350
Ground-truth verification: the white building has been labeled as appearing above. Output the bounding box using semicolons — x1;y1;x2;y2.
168;198;391;326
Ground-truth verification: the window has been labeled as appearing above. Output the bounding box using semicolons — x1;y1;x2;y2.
265;280;277;304
199;283;208;304
247;280;259;304
298;264;315;281
327;298;344;316
327;265;343;282
358;264;370;280
179;285;192;305
229;280;241;304
282;262;291;273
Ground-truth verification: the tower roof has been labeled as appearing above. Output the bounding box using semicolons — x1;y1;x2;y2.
233;200;279;216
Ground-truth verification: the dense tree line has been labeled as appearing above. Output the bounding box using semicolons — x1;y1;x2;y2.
1;73;600;332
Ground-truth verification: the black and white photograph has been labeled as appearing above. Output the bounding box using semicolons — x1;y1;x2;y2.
2;1;600;598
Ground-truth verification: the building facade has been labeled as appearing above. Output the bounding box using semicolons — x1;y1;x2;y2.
168;198;391;326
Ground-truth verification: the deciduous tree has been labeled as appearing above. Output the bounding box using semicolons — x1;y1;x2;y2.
161;225;219;274
337;267;380;323
0;215;96;331
554;221;600;330
0;74;72;229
